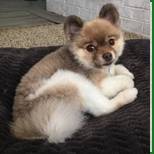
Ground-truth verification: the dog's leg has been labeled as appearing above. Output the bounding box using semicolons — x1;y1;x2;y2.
69;73;137;117
81;86;138;117
12;70;86;143
108;88;138;112
100;75;134;98
12;70;137;142
114;64;134;79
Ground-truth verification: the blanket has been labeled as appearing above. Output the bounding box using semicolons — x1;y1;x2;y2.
0;39;150;154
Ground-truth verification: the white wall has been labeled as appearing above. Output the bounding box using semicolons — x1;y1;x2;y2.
47;0;150;37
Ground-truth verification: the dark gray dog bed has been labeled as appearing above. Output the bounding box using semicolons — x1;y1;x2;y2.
0;39;150;154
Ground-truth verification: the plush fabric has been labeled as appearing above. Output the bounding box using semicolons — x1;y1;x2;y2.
0;39;150;154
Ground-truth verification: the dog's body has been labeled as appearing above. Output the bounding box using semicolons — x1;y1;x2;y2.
11;4;138;143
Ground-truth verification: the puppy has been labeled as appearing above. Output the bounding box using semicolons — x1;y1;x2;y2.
11;4;138;143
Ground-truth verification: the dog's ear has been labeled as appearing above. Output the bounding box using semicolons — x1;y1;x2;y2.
99;3;120;26
64;15;84;41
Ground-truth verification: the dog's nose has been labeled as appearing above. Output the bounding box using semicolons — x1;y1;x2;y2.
103;52;112;62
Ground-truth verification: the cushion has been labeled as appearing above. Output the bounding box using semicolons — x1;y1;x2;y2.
0;39;150;154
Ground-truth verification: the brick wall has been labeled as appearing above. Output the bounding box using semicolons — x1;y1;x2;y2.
47;0;150;37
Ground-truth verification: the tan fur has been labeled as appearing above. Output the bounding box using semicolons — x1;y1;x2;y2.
11;6;125;141
11;83;82;139
71;18;124;69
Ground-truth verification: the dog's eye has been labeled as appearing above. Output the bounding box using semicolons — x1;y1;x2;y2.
109;39;115;46
86;44;96;52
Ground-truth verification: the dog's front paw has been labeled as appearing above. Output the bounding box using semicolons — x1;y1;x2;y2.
123;70;134;79
101;75;134;98
118;88;138;106
115;64;134;79
124;70;134;79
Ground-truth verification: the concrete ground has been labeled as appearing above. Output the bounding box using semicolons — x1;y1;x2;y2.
0;23;145;48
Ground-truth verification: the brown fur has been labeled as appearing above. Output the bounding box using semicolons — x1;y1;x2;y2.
11;4;124;140
11;83;82;139
71;18;124;68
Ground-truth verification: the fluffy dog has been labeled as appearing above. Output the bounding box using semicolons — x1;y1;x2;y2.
11;4;138;143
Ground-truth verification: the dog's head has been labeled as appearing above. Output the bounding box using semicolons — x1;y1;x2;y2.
64;3;124;69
